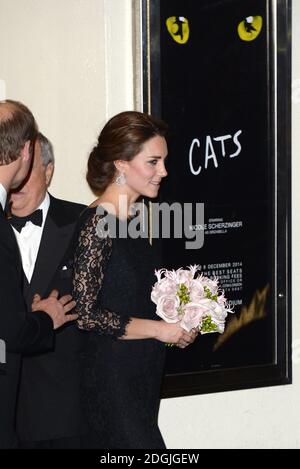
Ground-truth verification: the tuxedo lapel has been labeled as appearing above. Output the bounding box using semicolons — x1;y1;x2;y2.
26;197;76;303
22;273;30;301
1;205;24;280
0;205;5;224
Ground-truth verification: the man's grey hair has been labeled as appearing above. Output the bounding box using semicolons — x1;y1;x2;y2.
37;132;55;166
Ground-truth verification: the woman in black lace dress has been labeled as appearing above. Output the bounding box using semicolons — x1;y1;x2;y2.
72;111;196;449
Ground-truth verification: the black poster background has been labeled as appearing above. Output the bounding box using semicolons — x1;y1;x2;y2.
149;0;275;377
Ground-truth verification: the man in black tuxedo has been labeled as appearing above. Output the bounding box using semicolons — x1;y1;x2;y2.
0;100;77;449
8;132;86;448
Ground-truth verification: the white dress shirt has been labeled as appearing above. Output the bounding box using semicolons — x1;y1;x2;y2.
0;183;7;210
12;192;50;282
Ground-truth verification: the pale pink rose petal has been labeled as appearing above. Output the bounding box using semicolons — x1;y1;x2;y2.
189;279;205;302
156;295;180;323
151;278;177;305
180;303;205;332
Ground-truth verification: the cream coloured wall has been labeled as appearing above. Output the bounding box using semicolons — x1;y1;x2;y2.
0;0;299;448
0;0;133;205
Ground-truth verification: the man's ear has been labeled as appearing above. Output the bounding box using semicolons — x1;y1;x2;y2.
21;140;31;162
45;162;54;186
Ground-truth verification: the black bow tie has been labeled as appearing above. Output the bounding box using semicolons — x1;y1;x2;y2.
9;209;43;232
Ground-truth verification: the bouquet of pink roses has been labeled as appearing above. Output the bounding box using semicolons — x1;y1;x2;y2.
151;265;234;334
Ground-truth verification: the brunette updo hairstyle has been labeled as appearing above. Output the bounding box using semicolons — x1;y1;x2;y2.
86;111;168;194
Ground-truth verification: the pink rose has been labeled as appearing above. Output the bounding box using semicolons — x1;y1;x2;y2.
180;303;205;332
156;295;180;323
151;278;177;305
189;279;204;302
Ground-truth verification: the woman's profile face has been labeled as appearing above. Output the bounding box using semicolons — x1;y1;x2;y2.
123;135;168;199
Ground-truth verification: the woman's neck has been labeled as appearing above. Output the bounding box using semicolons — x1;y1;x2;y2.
90;186;139;220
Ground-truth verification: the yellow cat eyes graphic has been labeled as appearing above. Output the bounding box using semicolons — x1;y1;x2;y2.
166;16;190;44
238;16;263;41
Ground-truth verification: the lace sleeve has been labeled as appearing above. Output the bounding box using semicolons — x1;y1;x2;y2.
72;210;131;338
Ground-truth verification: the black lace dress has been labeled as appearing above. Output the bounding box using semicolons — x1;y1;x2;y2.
72;207;166;449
